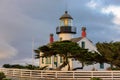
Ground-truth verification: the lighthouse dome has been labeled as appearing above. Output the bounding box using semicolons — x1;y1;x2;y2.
59;11;73;20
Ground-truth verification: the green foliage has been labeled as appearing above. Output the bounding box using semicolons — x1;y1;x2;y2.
111;67;120;70
106;67;120;70
0;72;6;80
25;64;46;70
11;64;25;69
35;40;84;70
96;42;120;69
34;49;40;59
2;64;48;70
3;64;11;68
35;40;98;70
90;77;102;80
2;78;11;80
3;64;25;69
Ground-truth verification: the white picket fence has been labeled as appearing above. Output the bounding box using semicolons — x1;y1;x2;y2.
0;68;120;80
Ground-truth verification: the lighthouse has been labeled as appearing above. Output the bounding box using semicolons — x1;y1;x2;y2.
56;11;76;41
39;10;103;71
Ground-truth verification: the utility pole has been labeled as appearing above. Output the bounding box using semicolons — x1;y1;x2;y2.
32;37;34;66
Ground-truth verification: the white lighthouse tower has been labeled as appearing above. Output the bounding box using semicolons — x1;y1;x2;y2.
56;11;76;40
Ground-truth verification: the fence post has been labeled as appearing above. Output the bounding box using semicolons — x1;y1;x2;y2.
55;72;57;79
12;69;14;77
111;71;113;80
41;71;43;79
20;69;22;78
30;70;32;80
73;71;74;79
91;71;93;78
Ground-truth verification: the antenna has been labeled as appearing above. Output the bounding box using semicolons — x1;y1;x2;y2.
65;0;68;11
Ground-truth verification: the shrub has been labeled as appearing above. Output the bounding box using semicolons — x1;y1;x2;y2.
106;67;120;70
0;72;6;80
90;77;102;80
3;64;11;68
3;78;11;80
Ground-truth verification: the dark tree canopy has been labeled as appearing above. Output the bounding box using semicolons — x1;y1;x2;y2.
34;40;99;70
96;42;120;69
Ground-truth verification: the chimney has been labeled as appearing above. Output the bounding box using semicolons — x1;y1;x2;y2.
81;27;86;37
50;33;54;43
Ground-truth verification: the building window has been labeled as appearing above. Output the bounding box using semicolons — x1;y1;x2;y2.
54;56;57;62
42;57;44;64
81;41;85;48
46;57;51;64
54;56;58;67
60;57;63;63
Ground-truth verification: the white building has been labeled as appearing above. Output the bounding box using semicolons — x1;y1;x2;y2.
39;11;108;70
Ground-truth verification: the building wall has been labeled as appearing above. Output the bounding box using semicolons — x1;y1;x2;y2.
39;52;53;68
40;52;73;70
58;33;73;40
77;37;98;52
40;53;66;70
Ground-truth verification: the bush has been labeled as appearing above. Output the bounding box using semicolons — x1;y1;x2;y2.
3;78;11;80
0;72;6;80
106;67;120;70
90;77;102;80
3;64;11;68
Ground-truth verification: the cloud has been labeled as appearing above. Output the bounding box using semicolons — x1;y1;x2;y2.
101;5;120;41
0;1;25;60
85;0;120;42
86;0;104;9
102;5;120;25
0;41;17;60
87;0;98;9
0;0;62;64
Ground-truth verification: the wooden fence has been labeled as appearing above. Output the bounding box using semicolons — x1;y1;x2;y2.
0;68;120;80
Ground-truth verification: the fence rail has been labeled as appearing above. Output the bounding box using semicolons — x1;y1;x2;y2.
0;68;120;80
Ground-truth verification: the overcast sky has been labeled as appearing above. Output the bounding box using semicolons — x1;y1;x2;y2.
0;0;120;66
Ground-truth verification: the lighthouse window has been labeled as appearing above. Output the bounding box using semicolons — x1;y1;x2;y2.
60;20;64;26
68;19;72;26
64;19;68;26
46;57;51;64
60;19;72;26
54;56;57;62
81;41;85;48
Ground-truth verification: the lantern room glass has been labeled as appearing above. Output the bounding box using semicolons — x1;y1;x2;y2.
60;19;72;26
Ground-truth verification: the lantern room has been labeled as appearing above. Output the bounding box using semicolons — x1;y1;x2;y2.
56;11;76;34
59;11;73;26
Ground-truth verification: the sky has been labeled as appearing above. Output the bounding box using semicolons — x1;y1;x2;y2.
0;0;120;67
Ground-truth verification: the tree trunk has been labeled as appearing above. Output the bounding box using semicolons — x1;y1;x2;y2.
56;61;67;70
67;61;70;71
56;57;68;70
81;62;84;69
110;62;113;69
65;57;70;71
